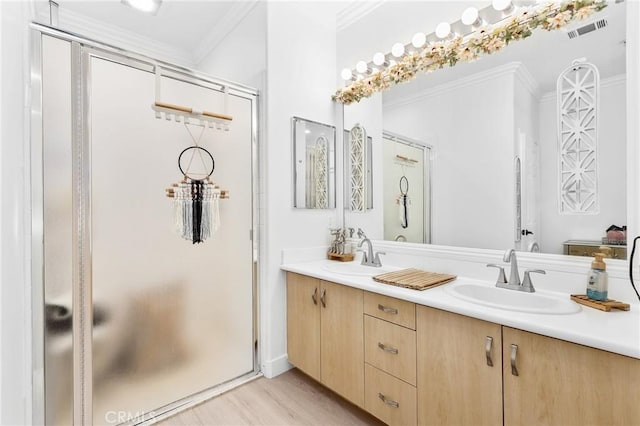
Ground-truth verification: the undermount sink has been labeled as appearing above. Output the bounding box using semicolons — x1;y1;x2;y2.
445;283;581;315
323;262;400;277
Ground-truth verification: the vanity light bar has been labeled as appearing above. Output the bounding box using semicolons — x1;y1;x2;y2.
340;0;535;83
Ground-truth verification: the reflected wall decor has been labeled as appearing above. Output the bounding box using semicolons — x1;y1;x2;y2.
348;124;367;212
557;59;599;214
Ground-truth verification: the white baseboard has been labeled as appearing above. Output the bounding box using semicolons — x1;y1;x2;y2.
261;354;292;378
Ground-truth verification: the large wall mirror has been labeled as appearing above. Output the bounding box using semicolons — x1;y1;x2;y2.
340;1;627;258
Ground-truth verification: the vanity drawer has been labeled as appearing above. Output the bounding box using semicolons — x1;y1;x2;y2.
365;315;416;385
364;292;416;330
365;363;417;426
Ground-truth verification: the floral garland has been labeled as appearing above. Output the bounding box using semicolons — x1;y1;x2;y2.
333;0;607;105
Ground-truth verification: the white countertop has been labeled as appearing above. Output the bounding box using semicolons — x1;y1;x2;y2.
281;259;640;359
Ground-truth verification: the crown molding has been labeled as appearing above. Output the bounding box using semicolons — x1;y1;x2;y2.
513;62;541;100
539;73;626;103
34;6;194;66
384;62;526;110
337;1;386;33
192;1;259;66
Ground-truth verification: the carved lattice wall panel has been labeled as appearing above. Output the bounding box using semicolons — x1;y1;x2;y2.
313;136;329;209
557;61;599;214
349;125;367;212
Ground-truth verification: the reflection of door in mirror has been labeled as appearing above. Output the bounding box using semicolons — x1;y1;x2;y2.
516;130;541;253
382;133;431;244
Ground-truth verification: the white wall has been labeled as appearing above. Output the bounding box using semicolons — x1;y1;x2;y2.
1;2;32;425
538;76;627;254
262;2;339;377
196;2;266;90
384;67;516;250
200;1;340;378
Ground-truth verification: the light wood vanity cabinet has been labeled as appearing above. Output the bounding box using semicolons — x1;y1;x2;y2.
503;327;640;426
363;292;418;426
286;273;640;426
416;306;503;426
286;273;364;407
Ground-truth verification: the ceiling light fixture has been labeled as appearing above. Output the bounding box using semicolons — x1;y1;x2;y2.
122;0;162;15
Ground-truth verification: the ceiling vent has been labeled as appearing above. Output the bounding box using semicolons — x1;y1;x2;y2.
566;18;608;40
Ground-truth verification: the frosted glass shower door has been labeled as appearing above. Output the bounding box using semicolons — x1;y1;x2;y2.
88;57;255;424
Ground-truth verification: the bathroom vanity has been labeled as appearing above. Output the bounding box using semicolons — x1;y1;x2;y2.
283;261;640;426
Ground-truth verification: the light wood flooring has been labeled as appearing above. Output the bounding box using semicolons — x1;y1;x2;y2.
158;369;384;426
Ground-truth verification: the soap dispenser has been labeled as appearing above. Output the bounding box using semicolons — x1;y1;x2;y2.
587;253;608;301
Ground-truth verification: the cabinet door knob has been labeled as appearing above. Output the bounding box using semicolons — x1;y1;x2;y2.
320;288;326;308
485;336;494;367
377;304;398;315
378;393;400;408
377;342;399;354
311;287;318;305
510;344;519;376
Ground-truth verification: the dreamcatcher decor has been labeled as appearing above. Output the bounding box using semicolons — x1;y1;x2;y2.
154;65;231;244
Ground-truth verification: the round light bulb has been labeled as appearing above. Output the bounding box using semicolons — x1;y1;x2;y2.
492;0;512;12
356;61;368;74
391;42;405;58
411;32;426;48
372;52;386;66
435;22;451;39
461;7;480;26
340;68;353;81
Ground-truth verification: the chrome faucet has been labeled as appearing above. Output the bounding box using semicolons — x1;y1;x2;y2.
503;249;520;287
486;249;544;293
357;233;385;267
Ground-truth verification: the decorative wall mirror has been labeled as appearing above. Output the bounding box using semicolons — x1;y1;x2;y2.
339;1;627;258
292;116;336;209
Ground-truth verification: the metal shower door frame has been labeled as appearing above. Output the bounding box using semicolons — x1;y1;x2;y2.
30;23;261;426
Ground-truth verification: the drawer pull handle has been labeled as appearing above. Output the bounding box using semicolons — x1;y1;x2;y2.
377;342;399;354
485;336;493;367
378;304;398;315
510;344;519;376
311;288;318;305
320;288;326;308
378;393;399;408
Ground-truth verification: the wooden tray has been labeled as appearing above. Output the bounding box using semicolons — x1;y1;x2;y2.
570;294;630;312
327;252;355;262
373;268;457;291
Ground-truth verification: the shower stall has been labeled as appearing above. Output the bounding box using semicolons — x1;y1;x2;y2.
31;25;259;425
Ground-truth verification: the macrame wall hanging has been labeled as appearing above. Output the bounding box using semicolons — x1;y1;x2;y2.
153;65;232;244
